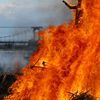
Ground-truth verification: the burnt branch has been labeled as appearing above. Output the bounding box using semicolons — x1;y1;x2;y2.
68;90;94;100
62;0;77;9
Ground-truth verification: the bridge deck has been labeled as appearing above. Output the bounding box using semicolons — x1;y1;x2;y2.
0;26;42;50
0;41;38;50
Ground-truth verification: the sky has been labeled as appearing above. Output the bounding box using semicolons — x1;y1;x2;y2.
0;0;72;40
0;0;72;26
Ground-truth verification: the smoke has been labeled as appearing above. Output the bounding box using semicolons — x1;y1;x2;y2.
0;51;29;73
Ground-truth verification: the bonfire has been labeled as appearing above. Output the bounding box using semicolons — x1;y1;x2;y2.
4;0;100;100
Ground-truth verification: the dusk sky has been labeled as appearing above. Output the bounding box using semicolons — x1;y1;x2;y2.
0;0;72;39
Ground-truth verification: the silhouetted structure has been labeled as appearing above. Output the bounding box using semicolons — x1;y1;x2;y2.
0;26;43;50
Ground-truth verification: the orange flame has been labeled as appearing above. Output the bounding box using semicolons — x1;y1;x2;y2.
4;0;100;100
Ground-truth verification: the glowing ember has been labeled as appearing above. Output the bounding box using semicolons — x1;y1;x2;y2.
4;0;100;100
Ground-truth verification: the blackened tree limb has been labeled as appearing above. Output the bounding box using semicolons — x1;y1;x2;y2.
62;0;77;9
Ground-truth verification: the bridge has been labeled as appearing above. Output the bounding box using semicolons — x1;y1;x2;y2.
0;26;43;50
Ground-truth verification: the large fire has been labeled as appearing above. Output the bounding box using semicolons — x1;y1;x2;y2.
4;0;100;100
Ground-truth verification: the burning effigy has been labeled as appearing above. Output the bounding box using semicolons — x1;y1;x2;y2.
4;0;100;100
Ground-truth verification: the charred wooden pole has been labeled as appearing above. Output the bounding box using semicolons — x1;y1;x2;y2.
63;0;82;26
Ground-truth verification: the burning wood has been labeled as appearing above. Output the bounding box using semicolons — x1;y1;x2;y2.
0;73;16;99
63;0;83;26
4;0;100;99
68;90;94;100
